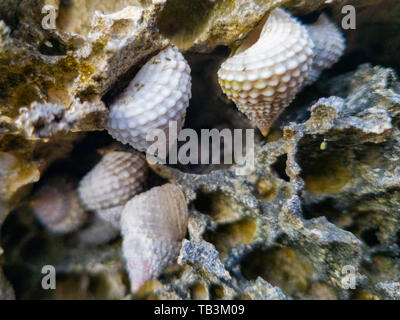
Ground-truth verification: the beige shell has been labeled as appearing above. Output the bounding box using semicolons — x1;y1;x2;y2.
107;45;192;155
30;178;87;234
120;183;188;293
303;13;346;87
77;151;148;227
217;8;314;136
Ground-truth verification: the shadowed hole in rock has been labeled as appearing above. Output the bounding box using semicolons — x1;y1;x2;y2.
297;11;321;25
192;191;214;214
204;218;257;259
301;198;350;227
240;246;336;299
39;38;67;56
145;169;169;190
274;233;290;246
345;208;399;248
189;282;208;300
19;234;54;265
340;23;400;74
209;284;224;300
157;0;217;51
192;191;243;222
361;228;380;247
171;47;257;174
2;213;64;299
0;209;32;250
42;131;114;179
296;137;351;194
396;229;400;247
271;154;290;182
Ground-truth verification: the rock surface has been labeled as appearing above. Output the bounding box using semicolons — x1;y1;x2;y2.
0;0;399;300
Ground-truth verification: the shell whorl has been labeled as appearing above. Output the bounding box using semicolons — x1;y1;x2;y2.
120;183;188;293
303;13;346;87
217;8;314;136
30;179;87;234
107;45;192;154
77;151;148;227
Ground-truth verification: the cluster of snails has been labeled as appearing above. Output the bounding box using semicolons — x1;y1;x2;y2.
29;7;345;293
31;151;188;292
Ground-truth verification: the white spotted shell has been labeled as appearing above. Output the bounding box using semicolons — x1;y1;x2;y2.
107;45;192;154
78;151;148;227
303;13;346;87
120;183;188;293
217;8;314;136
30;178;87;234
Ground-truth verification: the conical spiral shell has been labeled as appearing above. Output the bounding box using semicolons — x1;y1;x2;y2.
217;8;314;136
30;179;87;234
78;151;148;226
107;45;192;154
303;13;346;86
120;183;188;293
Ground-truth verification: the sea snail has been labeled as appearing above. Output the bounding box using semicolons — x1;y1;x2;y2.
303;13;346;87
107;45;192;156
120;183;188;293
77;150;148;228
218;8;314;136
30;178;87;234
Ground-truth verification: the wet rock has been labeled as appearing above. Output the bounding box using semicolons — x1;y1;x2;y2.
178;239;231;280
244;277;290;300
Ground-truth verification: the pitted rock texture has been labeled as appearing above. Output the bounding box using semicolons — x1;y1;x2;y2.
0;0;399;300
2;67;399;300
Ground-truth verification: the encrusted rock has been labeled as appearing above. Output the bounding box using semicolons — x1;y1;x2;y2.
178;239;231;280
1;0;399;300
